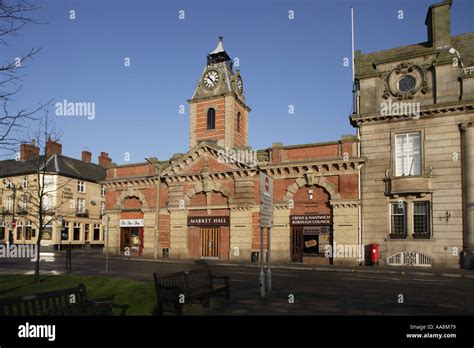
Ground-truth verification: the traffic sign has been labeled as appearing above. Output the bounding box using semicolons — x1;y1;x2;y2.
259;173;274;228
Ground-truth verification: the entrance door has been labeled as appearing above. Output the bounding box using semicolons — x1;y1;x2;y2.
120;227;143;255
291;227;304;262
120;228;131;253
200;227;220;258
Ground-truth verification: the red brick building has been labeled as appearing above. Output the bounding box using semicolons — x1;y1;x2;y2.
103;38;364;265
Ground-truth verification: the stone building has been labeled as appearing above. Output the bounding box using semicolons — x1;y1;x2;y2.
351;0;474;268
103;37;364;266
0;139;111;249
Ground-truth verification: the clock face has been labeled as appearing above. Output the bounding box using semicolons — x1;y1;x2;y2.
237;76;243;94
203;70;219;88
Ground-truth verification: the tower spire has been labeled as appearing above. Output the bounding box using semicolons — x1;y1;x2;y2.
210;36;225;55
207;36;231;66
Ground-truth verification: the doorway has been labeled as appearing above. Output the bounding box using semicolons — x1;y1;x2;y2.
291;227;304;262
291;226;331;263
120;227;143;255
200;227;220;258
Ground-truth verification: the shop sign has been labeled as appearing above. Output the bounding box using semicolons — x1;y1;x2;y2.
259;173;274;228
305;239;318;248
290;215;331;226
187;216;230;226
120;219;144;227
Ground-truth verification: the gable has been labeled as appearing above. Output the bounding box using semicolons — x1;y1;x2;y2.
161;143;255;178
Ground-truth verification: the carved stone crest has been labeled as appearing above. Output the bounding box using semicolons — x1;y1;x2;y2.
382;62;431;100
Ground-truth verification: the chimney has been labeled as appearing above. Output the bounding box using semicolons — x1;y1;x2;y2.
425;0;452;49
46;136;62;156
98;152;112;167
20;139;40;160
82;150;92;163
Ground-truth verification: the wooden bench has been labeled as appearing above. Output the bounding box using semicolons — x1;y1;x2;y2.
0;283;129;316
153;269;230;315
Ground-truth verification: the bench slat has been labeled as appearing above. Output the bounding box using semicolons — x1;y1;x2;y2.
0;283;127;316
153;268;229;316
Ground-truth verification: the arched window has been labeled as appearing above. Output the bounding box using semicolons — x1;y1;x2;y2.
207;108;216;130
237;112;241;133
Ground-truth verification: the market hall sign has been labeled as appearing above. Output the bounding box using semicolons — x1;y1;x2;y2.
290;215;332;225
187;216;230;226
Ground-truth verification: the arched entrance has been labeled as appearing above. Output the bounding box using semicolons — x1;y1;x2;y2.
289;184;333;264
187;190;230;260
119;196;145;256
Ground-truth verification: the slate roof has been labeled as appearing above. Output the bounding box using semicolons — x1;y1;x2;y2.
0;154;106;183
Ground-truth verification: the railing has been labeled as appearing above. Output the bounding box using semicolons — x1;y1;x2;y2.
387;251;434;267
76;209;89;218
1;207;13;215
413;232;430;239
389;232;407;239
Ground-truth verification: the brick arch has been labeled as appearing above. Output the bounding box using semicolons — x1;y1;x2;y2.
284;175;340;202
183;181;230;206
116;187;149;209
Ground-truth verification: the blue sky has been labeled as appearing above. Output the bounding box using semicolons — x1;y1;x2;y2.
4;0;473;164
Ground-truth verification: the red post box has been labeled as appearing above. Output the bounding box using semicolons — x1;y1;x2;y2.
371;243;379;265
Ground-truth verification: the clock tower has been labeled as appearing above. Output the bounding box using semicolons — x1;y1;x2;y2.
188;37;250;149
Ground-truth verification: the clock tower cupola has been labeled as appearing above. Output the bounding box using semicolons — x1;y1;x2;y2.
189;36;250;149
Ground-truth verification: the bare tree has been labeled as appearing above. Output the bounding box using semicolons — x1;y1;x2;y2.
0;0;45;157
21;114;72;282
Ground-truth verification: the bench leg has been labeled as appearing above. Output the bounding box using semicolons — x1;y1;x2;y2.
225;287;230;300
175;303;183;316
203;295;210;308
153;302;164;316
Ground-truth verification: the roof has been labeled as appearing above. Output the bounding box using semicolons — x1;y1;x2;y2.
355;33;474;78
209;36;225;55
0;154;107;182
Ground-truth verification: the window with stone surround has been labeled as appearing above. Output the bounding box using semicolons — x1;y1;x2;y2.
16;221;23;240
24;221;35;240
237;112;241;133
390;202;407;238
43;224;53;240
77;198;85;214
395;132;421;176
413;201;430;238
207;108;216;130
73;223;81;241
61;222;70;241
77;180;85;193
85;223;90;241
93;224;101;241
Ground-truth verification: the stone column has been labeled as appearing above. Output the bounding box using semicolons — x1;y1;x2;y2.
169;209;189;258
104;210;120;256
229;207;253;262
330;200;360;267
143;209;157;258
460;122;474;269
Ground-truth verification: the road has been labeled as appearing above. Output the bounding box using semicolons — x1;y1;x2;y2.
1;250;474;315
